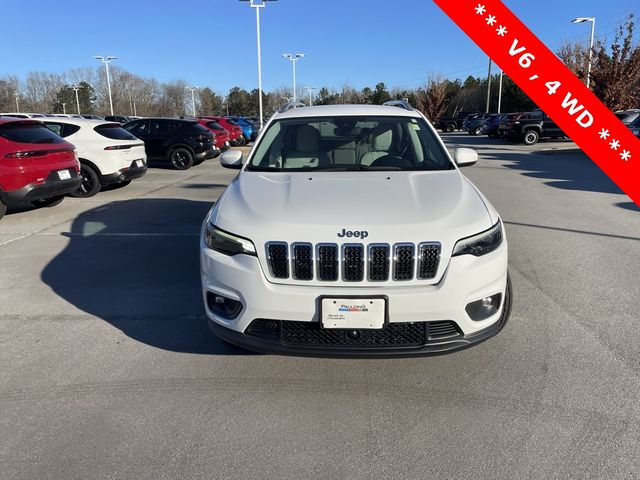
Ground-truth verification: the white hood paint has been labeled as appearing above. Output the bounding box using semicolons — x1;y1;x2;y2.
212;169;494;286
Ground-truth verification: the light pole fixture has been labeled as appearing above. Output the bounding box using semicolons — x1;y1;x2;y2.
283;53;305;102
94;55;118;115
485;57;492;113
62;102;67;115
14;93;20;113
571;17;596;89
72;85;82;114
186;86;198;116
240;0;277;130
304;86;317;106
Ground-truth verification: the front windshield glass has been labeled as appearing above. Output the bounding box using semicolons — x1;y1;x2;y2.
247;116;453;172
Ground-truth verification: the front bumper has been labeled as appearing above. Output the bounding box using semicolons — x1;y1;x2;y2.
2;170;81;205
201;240;510;357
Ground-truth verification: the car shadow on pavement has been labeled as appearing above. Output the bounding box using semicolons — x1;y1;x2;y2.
40;198;254;355
483;148;625;197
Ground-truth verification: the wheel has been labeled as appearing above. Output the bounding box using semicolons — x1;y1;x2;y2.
446;124;455;133
474;125;484;136
31;196;64;208
236;135;247;147
0;198;6;220
69;163;101;198
523;130;539;145
169;148;194;170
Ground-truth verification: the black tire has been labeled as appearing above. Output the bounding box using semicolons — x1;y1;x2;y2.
70;163;101;198
446;124;455;133
0;198;6;220
236;135;247;147
31;195;64;208
168;148;194;170
522;130;539;145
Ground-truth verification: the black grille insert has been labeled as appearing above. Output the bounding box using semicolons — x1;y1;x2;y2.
317;244;339;281
292;243;313;280
245;319;463;347
393;244;415;281
343;245;364;281
418;243;441;280
267;243;289;278
368;245;390;281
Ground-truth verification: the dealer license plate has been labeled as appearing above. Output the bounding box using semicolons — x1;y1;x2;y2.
321;298;386;330
135;160;145;168
57;169;71;180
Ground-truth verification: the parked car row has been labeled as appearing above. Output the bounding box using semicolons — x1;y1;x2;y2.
438;108;640;145
0;111;262;220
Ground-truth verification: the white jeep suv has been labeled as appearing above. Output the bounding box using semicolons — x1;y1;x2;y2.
200;102;511;357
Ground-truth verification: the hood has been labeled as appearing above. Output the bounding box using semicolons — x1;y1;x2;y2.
212;170;494;286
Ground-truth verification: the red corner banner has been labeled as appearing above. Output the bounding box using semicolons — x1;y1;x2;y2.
434;0;640;207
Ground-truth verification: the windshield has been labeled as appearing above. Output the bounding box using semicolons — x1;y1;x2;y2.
246;116;454;172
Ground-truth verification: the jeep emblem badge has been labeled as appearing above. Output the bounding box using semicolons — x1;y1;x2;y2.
337;228;369;239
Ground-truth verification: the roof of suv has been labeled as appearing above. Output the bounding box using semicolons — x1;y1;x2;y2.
274;104;422;120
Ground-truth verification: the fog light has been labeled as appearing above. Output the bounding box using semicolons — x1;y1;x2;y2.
466;293;502;321
206;292;242;319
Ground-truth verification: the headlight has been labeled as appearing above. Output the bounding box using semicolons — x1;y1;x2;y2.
452;220;503;257
204;224;256;256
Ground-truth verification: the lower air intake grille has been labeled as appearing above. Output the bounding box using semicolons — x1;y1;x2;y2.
245;320;463;347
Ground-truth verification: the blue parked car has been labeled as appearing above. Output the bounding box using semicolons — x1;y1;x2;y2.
226;117;256;142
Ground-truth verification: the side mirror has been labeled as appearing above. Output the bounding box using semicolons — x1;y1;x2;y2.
220;150;244;169
453;147;478;167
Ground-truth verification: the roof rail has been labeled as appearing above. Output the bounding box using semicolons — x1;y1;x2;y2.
382;100;414;111
278;101;307;113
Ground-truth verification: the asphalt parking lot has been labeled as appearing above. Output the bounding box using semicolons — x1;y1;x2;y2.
1;133;639;479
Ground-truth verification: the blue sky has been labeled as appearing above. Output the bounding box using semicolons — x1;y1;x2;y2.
2;0;638;93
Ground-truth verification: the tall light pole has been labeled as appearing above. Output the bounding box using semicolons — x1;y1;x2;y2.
283;53;305;102
14;93;20;113
497;71;504;114
186;86;198;116
485;57;492;113
571;17;596;89
94;55;117;115
72;85;82;114
304;86;317;106
240;0;277;130
62;103;67;115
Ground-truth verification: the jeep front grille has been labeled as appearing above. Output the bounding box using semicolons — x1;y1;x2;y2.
267;243;289;278
265;241;441;282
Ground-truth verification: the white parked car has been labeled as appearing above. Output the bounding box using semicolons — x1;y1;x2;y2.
0;112;47;119
40;118;147;197
200;102;511;357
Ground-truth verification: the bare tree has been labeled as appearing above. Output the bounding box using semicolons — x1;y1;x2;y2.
557;42;590;84
590;15;640;110
0;76;20;112
417;75;449;122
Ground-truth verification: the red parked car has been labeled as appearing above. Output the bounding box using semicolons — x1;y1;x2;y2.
0;117;81;219
198;116;245;146
195;119;231;153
